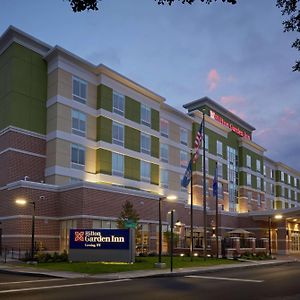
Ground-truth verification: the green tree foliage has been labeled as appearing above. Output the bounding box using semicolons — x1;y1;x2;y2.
117;200;139;229
66;0;299;71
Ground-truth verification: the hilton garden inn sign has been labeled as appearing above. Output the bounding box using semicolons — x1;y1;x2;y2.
69;229;135;262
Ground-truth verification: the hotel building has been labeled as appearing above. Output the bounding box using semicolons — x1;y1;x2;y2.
1;26;300;255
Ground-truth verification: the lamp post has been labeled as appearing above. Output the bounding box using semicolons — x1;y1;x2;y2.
156;195;177;268
168;209;175;272
268;216;272;256
16;196;43;261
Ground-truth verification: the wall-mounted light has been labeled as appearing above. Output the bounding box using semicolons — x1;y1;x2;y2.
274;214;283;220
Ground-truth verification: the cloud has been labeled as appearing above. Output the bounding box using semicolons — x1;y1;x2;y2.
220;95;245;105
207;69;220;91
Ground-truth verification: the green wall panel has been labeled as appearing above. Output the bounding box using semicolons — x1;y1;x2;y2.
151;136;159;158
96;149;112;175
97;84;112;111
151;163;159;185
125;96;140;123
0;43;47;133
124;156;140;181
151;108;159;132
125;126;140;152
239;146;263;172
275;200;282;209
97;116;112;142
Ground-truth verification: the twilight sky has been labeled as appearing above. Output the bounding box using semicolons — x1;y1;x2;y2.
1;0;299;170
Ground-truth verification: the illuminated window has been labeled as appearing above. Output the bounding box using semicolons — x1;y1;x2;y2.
141;161;151;183
113;91;125;116
263;165;266;176
246;155;251;168
112;152;124;177
112;122;124;146
256;160;261;172
180;151;188;168
288;174;291;185
180;128;188;145
217;140;223;157
141;133;151;155
294;177;297;187
141;104;151;126
71;144;85;170
160;144;169;163
270;169;274;179
72;77;87;104
247;173;252;186
72;109;86;137
205;135;209;150
160;119;169;137
281;171;285;182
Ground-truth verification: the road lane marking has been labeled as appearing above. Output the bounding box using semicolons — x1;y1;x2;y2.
0;279;131;294
185;275;263;283
0;279;65;285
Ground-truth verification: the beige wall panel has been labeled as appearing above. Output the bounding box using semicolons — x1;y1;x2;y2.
86;115;97;141
187;129;192;148
47;105;58;133
87;82;97;109
85;147;96;174
47;69;58;99
169;146;180;167
57;104;71;133
46;139;70;168
169;121;180;143
46;175;69;185
169;171;180;191
57;68;72;99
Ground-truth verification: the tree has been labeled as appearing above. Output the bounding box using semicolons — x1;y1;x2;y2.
117;200;139;229
66;0;299;71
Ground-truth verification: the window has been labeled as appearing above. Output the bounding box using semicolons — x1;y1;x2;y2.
281;187;285;197
270;169;274;179
72;110;86;137
288;174;291;184
113;91;125;116
247;173;252;186
217;182;223;198
141;161;151;183
256;160;261;172
257;177;261;189
141;104;151;126
112;122;124;146
160;169;168;188
247;191;252;204
246;155;251;168
141;133;151;155
263;165;266;176
160;144;168;163
281;171;285;182
73;77;87;104
217;162;223;178
160;119;169;137
180;151;188;168
217;141;223;157
180;128;188;145
264;181;266;192
294;177;297;187
288;189;291;199
205;134;209;150
71;144;85;170
112;152;124;177
270;183;274;195
257;194;261;207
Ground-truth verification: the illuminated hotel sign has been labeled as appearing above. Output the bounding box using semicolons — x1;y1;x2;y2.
210;110;251;140
69;229;135;262
70;229;129;250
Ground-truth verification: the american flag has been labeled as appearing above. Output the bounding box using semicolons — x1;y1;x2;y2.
193;121;203;163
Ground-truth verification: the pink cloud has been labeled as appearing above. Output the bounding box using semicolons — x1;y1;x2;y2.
220;95;245;105
207;69;220;91
228;108;247;120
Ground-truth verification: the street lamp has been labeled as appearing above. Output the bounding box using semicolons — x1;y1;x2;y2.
156;195;177;268
15;196;44;260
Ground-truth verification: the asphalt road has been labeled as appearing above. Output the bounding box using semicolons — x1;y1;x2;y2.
0;263;300;300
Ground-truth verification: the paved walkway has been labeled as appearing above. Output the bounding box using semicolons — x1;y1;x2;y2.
0;255;298;280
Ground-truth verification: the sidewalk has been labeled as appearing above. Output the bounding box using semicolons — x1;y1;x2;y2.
0;256;298;280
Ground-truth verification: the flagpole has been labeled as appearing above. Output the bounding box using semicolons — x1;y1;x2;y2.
215;162;219;259
202;110;207;260
190;150;194;261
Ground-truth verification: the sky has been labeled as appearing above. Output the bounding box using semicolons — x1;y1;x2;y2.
1;0;299;170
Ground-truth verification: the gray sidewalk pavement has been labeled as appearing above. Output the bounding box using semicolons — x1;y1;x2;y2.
0;255;298;280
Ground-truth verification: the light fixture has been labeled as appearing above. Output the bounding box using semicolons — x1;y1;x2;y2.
166;195;178;201
293;219;297;222
180;253;184;257
15;199;27;205
275;214;283;220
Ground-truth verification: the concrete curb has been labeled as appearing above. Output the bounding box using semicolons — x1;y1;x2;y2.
0;259;297;280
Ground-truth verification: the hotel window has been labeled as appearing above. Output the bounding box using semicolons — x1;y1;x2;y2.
246;155;251;168
72;109;86;137
160;119;169;137
257;177;261;189
263;165;266;176
217;162;223;178
294;177;297;187
112;122;124;146
140;161;151;183
257;194;261;207
113;91;125;116
180;128;188;145
270;169;274;179
247;173;252;186
288;174;291;184
71;144;85;170
141;133;151;155
281;187;285;197
288;189;291;199
270;183;274;195
264;181;267;192
160;169;168;188
247;191;252;204
160;144;169;163
72;77;87;104
256;160;261;172
281;171;285;182
217;140;223;157
217;182;224;198
112;152;124;177
180;151;188;168
205;134;209;150
141;104;151;126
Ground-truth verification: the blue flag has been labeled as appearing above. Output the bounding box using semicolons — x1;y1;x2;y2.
181;159;192;188
213;163;218;197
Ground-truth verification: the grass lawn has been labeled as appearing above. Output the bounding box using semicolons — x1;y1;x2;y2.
27;256;240;274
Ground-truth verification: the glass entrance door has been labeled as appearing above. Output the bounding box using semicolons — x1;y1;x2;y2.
291;231;300;252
